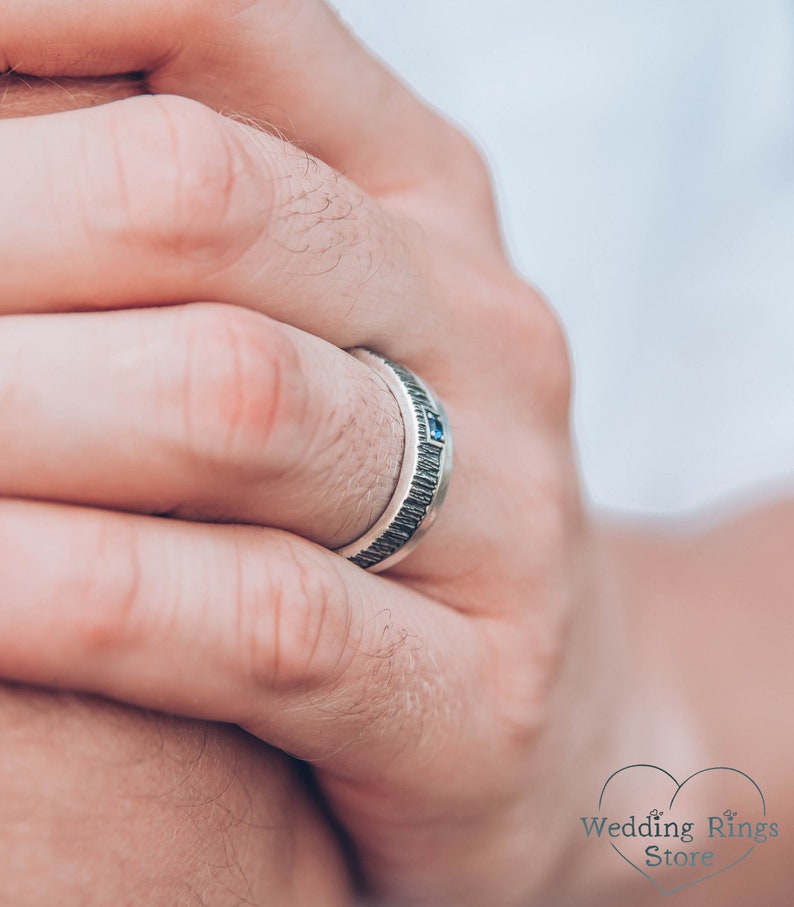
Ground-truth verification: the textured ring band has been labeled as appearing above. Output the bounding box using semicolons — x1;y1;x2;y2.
335;348;453;572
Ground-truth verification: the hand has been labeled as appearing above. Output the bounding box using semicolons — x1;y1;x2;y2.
0;3;615;904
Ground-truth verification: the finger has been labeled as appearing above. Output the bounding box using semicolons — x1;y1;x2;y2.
0;304;403;549
0;95;428;350
0;0;478;197
0;95;522;589
0;499;481;769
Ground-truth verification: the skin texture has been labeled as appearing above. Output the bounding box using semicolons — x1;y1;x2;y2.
0;88;587;907
0;684;353;906
0;6;793;905
0;74;353;907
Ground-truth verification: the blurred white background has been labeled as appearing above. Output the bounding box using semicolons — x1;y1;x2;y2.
333;0;794;517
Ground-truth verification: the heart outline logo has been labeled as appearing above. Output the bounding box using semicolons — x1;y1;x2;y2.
598;764;767;895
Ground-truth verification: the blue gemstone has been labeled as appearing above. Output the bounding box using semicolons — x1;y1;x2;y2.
426;411;445;443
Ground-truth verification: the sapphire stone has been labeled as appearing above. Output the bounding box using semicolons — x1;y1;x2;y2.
426;411;445;443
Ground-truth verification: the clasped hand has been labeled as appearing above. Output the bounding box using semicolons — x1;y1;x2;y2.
0;3;601;904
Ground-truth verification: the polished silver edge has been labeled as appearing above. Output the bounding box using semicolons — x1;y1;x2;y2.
334;348;452;572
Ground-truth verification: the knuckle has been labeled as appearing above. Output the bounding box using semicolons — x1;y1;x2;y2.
427;121;495;213
99;95;263;268
68;513;146;657
499;280;573;415
495;645;561;750
236;537;354;694
528;297;573;413
164;304;303;472
447;126;493;196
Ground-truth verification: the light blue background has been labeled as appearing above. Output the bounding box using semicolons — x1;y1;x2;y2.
333;1;794;517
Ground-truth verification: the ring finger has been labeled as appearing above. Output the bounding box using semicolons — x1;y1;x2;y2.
0;304;404;549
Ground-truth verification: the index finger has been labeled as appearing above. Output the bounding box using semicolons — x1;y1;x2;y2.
0;0;475;196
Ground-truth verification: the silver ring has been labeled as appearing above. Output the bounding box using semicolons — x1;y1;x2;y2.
334;348;453;572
